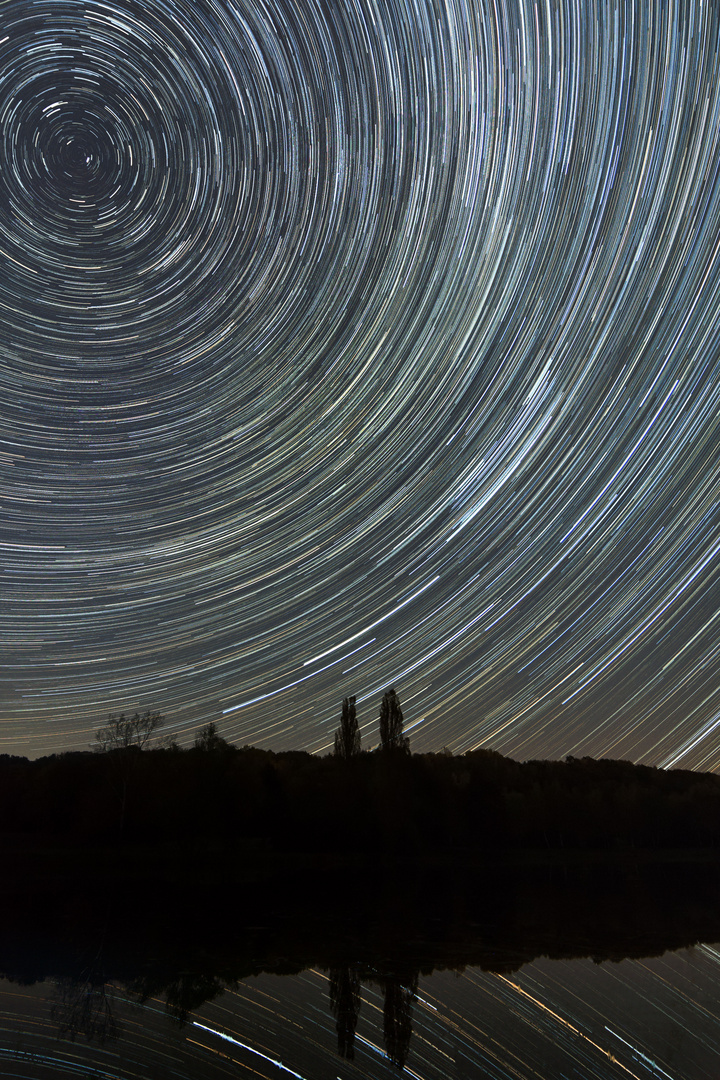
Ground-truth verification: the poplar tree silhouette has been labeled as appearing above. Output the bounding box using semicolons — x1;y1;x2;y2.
329;965;361;1059
383;972;417;1070
379;689;409;753
334;696;361;758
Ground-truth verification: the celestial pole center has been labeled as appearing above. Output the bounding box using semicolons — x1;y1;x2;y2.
1;0;719;768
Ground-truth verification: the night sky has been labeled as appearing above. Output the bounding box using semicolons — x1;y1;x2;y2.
2;0;720;766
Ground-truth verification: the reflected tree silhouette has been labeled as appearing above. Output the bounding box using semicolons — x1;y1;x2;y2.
130;970;232;1026
163;972;231;1025
329;964;361;1059
51;973;119;1045
382;971;418;1071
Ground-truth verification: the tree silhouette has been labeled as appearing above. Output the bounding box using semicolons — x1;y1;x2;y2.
162;973;230;1025
379;689;409;754
194;722;231;752
383;972;417;1070
334;696;361;759
52;975;119;1045
93;710;164;837
329;965;361;1059
94;710;164;752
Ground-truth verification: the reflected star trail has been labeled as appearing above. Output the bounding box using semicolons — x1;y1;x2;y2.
2;0;720;764
4;953;720;1080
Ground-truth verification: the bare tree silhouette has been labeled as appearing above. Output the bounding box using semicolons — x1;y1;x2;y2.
94;710;164;752
52;974;119;1045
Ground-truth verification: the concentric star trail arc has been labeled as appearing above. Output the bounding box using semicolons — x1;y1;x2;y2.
1;0;720;767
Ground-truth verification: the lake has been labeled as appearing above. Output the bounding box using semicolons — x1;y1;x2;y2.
1;851;719;1077
2;947;720;1078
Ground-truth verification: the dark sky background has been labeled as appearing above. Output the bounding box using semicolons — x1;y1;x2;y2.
2;0;720;766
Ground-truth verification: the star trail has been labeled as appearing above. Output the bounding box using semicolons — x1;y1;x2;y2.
2;0;720;765
3;952;720;1079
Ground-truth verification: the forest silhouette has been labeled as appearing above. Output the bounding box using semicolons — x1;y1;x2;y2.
4;689;720;1072
2;687;720;856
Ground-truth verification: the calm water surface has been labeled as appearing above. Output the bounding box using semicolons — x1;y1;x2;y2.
2;944;720;1078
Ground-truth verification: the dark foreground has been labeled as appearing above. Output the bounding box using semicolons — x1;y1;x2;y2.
4;845;720;981
4;843;720;1072
3;743;720;855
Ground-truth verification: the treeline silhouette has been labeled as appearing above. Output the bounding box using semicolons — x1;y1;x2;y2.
2;734;720;855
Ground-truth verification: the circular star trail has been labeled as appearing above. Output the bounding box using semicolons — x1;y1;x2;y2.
2;0;720;765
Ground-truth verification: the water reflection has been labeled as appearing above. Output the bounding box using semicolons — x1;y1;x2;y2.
329;965;361;1059
1;855;720;1077
2;950;720;1079
1;950;720;1078
51;973;119;1044
328;965;417;1068
382;971;417;1070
